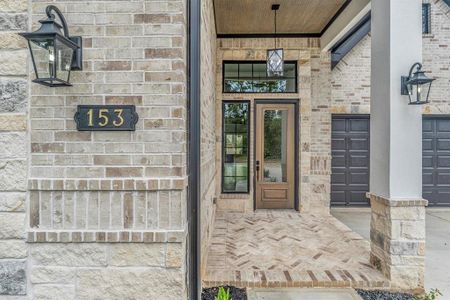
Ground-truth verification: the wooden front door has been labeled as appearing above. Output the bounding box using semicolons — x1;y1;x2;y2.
255;103;295;209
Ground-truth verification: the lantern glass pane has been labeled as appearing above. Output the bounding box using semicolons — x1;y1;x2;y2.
29;38;55;79
418;82;432;103
55;38;74;83
267;49;284;77
408;82;432;104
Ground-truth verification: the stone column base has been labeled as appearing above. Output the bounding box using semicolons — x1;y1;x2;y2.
369;193;427;294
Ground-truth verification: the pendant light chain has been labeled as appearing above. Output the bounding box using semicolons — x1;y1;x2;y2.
274;8;277;49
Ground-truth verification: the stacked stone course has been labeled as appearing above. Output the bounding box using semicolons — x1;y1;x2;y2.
369;194;427;293
0;0;28;296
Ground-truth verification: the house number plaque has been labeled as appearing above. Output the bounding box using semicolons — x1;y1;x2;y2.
74;105;139;131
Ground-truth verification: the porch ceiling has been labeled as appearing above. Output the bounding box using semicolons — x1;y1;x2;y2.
214;0;349;36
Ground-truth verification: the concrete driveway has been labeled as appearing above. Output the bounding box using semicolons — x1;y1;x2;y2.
332;208;450;298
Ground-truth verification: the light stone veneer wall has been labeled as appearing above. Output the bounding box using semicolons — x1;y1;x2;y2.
0;0;189;298
200;0;217;274
0;0;28;296
215;38;332;214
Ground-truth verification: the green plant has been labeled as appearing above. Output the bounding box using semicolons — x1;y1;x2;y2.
414;289;442;300
215;287;231;300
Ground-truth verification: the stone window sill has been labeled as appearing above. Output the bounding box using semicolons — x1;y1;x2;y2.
27;230;185;244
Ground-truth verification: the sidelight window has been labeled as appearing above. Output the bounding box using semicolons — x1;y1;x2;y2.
222;101;250;193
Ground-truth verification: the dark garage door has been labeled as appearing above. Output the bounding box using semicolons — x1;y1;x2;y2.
331;115;370;206
423;117;450;206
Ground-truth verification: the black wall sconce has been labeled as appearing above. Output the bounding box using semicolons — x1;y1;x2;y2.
401;62;435;105
19;5;82;87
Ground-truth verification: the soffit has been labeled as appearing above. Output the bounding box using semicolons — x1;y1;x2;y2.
214;0;349;35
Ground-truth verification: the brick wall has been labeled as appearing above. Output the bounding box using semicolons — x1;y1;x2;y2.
215;38;332;214
331;34;371;115
200;0;217;273
0;0;28;296
423;0;450;113
0;0;189;298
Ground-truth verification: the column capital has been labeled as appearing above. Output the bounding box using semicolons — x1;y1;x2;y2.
367;193;428;207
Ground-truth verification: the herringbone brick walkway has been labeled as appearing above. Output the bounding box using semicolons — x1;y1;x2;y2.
203;210;388;289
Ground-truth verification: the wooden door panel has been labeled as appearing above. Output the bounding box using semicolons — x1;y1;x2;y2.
255;103;295;209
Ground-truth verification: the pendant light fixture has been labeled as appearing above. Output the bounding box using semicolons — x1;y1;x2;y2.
267;4;284;77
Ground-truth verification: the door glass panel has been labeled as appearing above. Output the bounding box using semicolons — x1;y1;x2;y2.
263;109;288;182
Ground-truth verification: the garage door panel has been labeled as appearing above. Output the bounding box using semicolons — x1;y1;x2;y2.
437;140;450;151
331;191;346;205
350;156;369;167
423;121;433;132
331;172;346;184
436;191;450;202
437;172;450;185
349;138;369;151
332;138;346;150
350;173;369;184
423;156;433;168
423;172;434;185
349;119;370;132
423;117;450;206
332;119;346;132
332;155;345;167
437;119;450;132
332;115;370;206
423;139;433;150
437;156;450;167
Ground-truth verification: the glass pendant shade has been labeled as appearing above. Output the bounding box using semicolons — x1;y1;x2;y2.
267;48;284;77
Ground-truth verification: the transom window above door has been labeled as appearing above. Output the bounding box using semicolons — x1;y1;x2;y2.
223;61;297;93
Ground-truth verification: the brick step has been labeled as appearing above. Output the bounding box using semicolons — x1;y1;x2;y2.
203;269;389;289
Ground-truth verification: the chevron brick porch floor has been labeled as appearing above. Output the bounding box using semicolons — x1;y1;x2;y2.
203;210;389;289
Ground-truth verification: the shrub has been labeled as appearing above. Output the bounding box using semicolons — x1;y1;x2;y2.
414;289;442;300
215;287;231;300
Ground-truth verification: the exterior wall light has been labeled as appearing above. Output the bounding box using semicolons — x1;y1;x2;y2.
401;62;435;105
19;5;82;87
267;4;284;77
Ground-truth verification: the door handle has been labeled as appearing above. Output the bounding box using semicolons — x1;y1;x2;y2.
256;160;260;181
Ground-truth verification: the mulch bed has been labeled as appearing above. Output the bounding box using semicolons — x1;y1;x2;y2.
356;289;416;300
202;286;247;300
